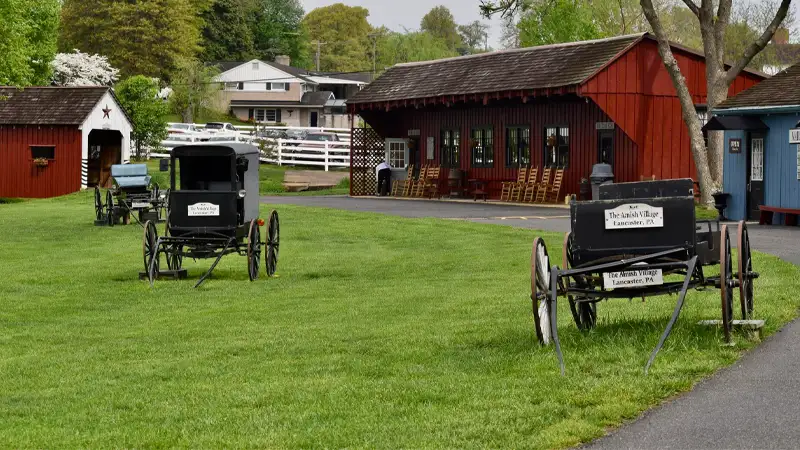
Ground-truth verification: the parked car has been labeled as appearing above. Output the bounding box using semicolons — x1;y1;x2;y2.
204;122;238;133
257;129;288;140
303;132;340;148
284;129;308;146
167;123;199;135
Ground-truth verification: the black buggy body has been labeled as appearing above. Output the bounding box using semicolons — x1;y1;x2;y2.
141;143;280;287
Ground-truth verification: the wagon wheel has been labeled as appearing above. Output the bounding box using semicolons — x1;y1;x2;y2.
94;186;104;221
737;221;755;319
265;210;280;277
719;224;734;342
105;190;115;227
531;237;553;345
247;219;261;281
562;232;596;331
142;220;159;276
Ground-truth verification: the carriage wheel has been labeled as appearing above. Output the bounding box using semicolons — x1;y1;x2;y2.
105;190;115;227
94;186;103;220
562;232;597;331
737;221;755;319
265;210;280;277
142;220;159;275
247;219;261;281
531;237;553;345
719;225;734;342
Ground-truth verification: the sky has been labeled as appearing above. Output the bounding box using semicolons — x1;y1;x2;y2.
299;0;506;49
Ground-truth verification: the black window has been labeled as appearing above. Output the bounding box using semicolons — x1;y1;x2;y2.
544;126;569;168
30;146;55;160
506;126;530;168
471;127;493;168
441;129;460;168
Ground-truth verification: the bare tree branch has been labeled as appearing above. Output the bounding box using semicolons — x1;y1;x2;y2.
724;0;792;84
681;0;700;16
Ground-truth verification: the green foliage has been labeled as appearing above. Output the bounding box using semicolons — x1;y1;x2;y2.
517;0;601;46
458;21;490;54
376;30;460;68
302;3;372;71
0;0;59;86
420;6;463;52
59;0;206;80
200;0;310;67
115;76;168;159
169;58;221;123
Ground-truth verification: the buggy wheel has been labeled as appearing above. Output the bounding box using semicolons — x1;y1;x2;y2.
247;219;261;281
94;186;103;220
105;190;115;226
562;232;596;331
265;210;280;277
531;237;552;345
737;221;754;319
143;220;159;275
720;225;734;342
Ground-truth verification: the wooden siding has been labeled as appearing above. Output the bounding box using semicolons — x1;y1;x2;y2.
0;125;82;198
581;38;762;181
723;113;800;222
367;96;638;198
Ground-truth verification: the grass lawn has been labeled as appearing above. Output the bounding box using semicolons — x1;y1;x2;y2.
143;159;349;196
1;194;798;448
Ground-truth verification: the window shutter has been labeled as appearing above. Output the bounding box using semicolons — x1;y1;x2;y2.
248;109;254;120
276;109;282;123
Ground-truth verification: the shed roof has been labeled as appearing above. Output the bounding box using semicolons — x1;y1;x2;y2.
0;86;112;125
716;63;800;110
348;34;644;104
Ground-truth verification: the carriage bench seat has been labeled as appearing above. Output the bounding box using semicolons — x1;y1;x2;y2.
758;205;800;226
111;164;151;189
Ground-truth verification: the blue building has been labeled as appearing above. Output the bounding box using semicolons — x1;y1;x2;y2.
710;64;800;224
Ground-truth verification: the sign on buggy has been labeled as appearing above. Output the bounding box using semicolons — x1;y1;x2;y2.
188;202;220;216
604;203;664;229
603;268;664;289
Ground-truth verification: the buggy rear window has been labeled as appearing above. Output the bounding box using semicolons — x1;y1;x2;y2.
175;155;234;191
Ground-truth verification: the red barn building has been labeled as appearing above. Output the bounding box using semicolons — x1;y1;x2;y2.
347;33;765;198
0;87;133;198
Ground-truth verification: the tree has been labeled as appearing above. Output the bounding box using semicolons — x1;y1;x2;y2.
51;50;119;86
115;76;169;159
169;59;221;123
517;0;601;46
252;0;310;67
200;0;257;61
59;0;207;80
458;21;490;53
375;30;460;68
303;4;372;72
481;0;792;203
420;6;463;52
0;0;60;86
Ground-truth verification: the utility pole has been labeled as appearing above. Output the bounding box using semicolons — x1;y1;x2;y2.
368;32;379;77
312;40;327;72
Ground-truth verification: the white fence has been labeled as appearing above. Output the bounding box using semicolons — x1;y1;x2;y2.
260;139;350;171
166;123;351;142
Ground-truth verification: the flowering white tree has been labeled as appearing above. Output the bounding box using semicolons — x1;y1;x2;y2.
50;50;119;86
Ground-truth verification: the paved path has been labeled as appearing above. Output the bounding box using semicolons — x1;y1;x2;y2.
263;195;800;449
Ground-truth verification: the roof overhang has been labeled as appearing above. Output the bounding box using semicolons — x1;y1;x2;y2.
714;105;800;115
702;115;769;131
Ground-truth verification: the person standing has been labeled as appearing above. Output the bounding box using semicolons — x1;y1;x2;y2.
376;160;392;196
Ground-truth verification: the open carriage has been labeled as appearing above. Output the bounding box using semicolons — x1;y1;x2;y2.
94;164;166;226
142;143;280;288
530;179;758;374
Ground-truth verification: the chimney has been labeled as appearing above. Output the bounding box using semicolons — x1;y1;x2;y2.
773;27;789;45
274;55;291;66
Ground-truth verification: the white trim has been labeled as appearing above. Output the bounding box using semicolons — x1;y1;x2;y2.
715;105;800;113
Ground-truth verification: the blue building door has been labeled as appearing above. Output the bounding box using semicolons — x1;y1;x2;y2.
747;133;765;220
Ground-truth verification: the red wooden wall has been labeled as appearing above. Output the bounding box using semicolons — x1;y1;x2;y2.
580;38;763;180
0;125;82;198
364;96;638;198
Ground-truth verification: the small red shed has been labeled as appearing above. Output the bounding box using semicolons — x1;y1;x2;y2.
0;87;133;198
347;33;765;199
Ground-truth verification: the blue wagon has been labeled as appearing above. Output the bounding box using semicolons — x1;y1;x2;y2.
94;164;166;226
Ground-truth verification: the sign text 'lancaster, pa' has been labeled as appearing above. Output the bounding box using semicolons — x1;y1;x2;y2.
604;203;664;229
603;268;664;289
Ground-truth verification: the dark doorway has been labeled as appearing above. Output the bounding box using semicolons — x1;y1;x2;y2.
408;137;420;171
598;129;614;166
87;130;122;188
746;133;765;220
310;111;319;127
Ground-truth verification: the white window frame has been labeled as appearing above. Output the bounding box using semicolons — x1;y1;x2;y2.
254;109;278;123
267;82;288;91
385;139;409;169
252;62;259;70
751;137;764;182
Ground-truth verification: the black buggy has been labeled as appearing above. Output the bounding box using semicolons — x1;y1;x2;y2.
94;164;166;226
529;179;758;374
142;143;280;287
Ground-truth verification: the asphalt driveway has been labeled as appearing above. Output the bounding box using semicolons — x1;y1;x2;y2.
263;195;800;449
